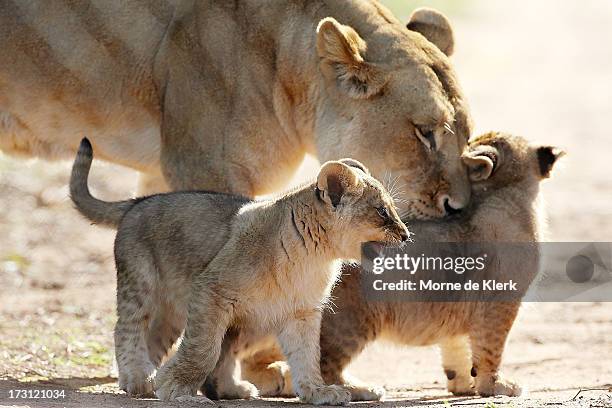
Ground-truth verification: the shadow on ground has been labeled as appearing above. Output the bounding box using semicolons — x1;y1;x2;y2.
0;377;495;408
2;377;610;408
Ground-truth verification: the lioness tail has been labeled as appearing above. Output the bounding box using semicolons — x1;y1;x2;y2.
70;138;137;227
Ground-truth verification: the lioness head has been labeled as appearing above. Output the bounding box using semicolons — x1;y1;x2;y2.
315;158;410;259
314;7;472;220
462;131;564;192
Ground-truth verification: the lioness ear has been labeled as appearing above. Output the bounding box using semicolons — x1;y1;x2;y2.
316;161;363;208
338;158;371;175
407;8;455;56
316;17;386;99
536;146;565;178
462;146;497;182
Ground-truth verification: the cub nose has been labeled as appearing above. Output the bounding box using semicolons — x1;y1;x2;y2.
439;195;463;216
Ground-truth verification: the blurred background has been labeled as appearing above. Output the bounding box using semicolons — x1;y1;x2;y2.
1;0;611;404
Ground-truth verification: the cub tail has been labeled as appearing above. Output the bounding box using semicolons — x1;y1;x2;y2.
70;138;137;227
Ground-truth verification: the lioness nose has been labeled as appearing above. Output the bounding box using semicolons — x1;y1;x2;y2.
399;228;411;242
440;195;463;216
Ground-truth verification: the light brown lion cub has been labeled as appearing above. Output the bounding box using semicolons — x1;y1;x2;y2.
234;131;563;401
69;138;409;405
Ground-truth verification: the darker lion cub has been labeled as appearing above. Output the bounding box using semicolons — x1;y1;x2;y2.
69;139;409;405
315;131;564;400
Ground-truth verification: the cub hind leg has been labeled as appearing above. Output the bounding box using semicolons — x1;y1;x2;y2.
114;254;158;397
146;300;186;367
202;328;259;400
469;302;522;397
439;336;475;395
241;342;291;397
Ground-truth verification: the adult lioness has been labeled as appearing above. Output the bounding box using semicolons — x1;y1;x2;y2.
0;0;471;218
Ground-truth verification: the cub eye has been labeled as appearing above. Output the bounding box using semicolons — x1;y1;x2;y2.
415;127;437;151
376;206;390;219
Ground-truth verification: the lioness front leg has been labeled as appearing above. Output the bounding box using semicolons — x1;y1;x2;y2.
155;291;232;403
470;302;522;397
277;310;350;406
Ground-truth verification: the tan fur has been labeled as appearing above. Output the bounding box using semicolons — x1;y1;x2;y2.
1;0;471;217
235;132;563;400
150;163;409;404
407;7;455;56
70;141;409;404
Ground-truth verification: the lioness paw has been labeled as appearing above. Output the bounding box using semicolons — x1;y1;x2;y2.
298;384;351;406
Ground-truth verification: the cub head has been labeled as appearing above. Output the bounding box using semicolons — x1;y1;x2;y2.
462;131;564;193
314;6;472;220
316;158;410;259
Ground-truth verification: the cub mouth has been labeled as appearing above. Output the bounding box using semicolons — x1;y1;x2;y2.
363;242;386;261
363;239;405;261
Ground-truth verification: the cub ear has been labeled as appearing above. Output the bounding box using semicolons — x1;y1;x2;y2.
462;146;498;182
536;146;565;178
407;8;455;56
338;158;371;175
316;17;386;99
316;161;363;208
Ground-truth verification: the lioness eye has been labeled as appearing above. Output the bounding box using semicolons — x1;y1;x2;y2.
376;206;390;219
415;127;437;151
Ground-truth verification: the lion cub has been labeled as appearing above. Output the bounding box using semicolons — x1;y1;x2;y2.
69;138;409;405
314;131;564;400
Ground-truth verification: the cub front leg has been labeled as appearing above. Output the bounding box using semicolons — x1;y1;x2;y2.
155;290;232;402
277;309;350;406
319;294;383;402
469;302;522;397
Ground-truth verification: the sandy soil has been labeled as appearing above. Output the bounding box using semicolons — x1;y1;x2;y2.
1;1;611;407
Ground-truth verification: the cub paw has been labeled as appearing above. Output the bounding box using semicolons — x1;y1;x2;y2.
344;383;385;401
476;375;522;397
245;361;292;397
447;374;475;396
154;365;198;401
298;384;351;406
118;368;156;397
219;379;259;400
268;361;293;396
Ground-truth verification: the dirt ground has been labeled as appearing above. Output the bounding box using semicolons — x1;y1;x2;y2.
1;1;611;407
